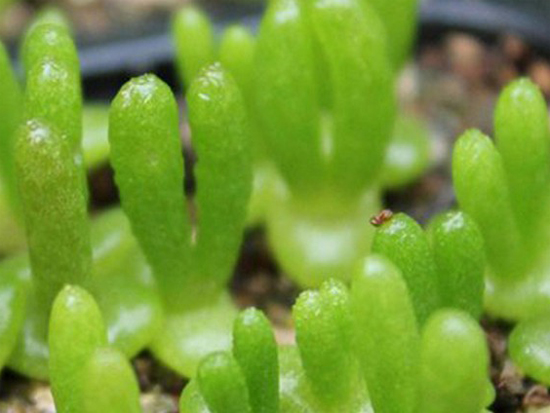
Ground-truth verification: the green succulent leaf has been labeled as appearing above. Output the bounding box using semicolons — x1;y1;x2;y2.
509;314;550;385
352;255;419;413
219;25;256;102
233;308;279;413
82;347;142;413
180;380;210;413
309;0;394;196
15;119;90;306
428;211;485;319
371;212;440;324
85;208;163;359
20;22;79;80
294;285;354;409
22;23;82;153
494;78;550;245
188;63;252;295
418;310;490;413
109;74;191;311
172;6;215;89
49;285;107;413
366;0;418;69
254;0;323;196
6;209;162;379
198;351;252;413
452;129;523;280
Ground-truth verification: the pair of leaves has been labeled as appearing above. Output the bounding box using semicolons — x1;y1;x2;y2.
182;255;491;413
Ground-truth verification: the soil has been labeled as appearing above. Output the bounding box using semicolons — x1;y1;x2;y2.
2;9;550;413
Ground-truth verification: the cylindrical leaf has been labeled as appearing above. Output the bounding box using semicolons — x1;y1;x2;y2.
294;285;354;408
82;348;141;413
109;74;191;311
351;255;419;413
509;315;550;386
418;310;490;413
49;285;107;413
219;25;256;102
255;0;324;196
452;129;523;280
310;0;395;196
172;6;215;89
319;279;354;352
366;0;419;69
21;23;79;79
428;211;485;319
15;119;91;306
198;351;252;413
371;212;440;324
189;64;252;295
24;57;82;153
494;78;550;244
233;308;279;413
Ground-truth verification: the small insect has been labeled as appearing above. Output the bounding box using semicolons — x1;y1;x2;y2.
370;209;393;227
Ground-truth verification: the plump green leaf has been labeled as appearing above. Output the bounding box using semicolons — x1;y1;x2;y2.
452;129;523;280
351;255;419;413
21;23;79;79
366;0;418;69
233;308;279;413
188;64;252;296
82;347;142;413
5;209;162;379
15;119;90;306
172;6;215;89
428;211;485;319
371;212;440;324
254;0;323;196
219;25;256;102
49;285;107;413
509;314;550;385
24;57;82;153
180;380;210;413
418;310;489;413
86;208;163;359
309;0;394;196
22;23;82;153
151;292;237;378
294;286;354;409
198;351;252;413
494;78;550;245
109;74;191;311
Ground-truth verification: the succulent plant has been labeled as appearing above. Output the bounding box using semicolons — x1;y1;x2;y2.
172;0;430;288
49;285;141;413
452;78;550;386
180;250;492;413
0;17;162;380
108;64;252;376
0;13;112;254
